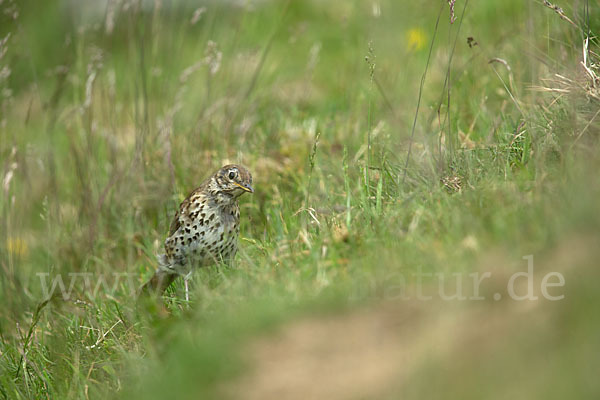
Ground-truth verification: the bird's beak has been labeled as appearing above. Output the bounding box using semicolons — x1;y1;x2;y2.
234;182;254;193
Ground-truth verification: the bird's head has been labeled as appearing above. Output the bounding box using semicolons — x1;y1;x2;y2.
213;164;254;199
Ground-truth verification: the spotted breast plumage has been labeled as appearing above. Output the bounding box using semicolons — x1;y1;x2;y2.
141;164;253;295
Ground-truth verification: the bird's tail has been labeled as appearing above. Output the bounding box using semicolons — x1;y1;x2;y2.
139;254;176;296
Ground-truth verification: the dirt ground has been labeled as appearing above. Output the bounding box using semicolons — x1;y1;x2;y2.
226;237;596;400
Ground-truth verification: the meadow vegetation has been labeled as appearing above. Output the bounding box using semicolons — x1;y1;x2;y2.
0;0;599;398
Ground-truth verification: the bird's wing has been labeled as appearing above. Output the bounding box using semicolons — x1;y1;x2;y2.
168;206;184;236
167;183;208;236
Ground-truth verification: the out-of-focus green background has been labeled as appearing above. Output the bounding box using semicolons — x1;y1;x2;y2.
1;0;599;399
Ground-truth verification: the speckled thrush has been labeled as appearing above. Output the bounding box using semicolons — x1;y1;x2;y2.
141;164;253;295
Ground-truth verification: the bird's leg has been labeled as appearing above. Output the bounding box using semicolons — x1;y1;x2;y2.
184;271;192;303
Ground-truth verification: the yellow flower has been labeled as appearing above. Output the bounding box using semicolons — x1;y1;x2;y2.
7;237;28;257
406;28;426;51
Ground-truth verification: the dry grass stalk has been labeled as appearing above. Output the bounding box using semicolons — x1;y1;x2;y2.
542;0;578;28
447;0;456;24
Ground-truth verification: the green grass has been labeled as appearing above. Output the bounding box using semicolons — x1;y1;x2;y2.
1;0;599;399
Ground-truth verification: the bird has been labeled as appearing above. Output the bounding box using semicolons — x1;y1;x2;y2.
140;164;253;296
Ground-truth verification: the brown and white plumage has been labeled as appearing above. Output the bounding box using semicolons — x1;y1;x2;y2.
141;164;253;295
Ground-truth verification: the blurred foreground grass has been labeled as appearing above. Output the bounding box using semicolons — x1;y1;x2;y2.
1;0;599;399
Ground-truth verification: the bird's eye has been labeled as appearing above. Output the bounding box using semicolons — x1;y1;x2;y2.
228;171;236;180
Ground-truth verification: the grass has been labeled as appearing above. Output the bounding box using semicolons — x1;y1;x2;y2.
1;0;599;399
